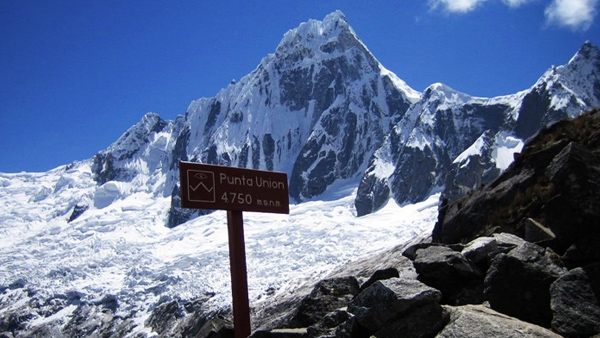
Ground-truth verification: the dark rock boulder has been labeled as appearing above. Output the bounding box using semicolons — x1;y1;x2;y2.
302;309;351;338
373;302;448;338
562;237;600;269
484;242;567;327
434;109;600;255
412;245;484;305
347;277;448;337
401;242;464;261
541;141;600;253
550;263;600;337
491;232;529;250
358;267;399;293
286;277;360;328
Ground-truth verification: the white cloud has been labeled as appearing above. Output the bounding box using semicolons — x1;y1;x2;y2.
544;0;598;31
428;0;598;31
428;0;491;13
502;0;538;7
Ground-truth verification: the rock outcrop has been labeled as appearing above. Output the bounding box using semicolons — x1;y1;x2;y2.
433;109;600;254
252;110;600;338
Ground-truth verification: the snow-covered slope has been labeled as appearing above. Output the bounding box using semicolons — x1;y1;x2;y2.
0;165;438;336
1;11;600;337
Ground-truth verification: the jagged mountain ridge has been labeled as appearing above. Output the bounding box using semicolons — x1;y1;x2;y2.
87;11;599;225
356;41;600;214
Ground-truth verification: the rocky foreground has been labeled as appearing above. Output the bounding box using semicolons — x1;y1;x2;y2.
241;108;600;337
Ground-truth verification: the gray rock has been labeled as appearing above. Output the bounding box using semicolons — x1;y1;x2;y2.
461;236;497;265
304;309;351;338
413;246;484;305
402;242;464;261
550;263;600;337
374;302;449;338
194;316;234;338
492;232;528;248
287;277;359;328
436;304;563;338
62;303;137;338
145;299;185;336
484;242;567;327
348;277;442;331
358;268;399;293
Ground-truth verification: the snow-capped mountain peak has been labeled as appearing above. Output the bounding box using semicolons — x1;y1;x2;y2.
424;82;474;104
276;10;355;56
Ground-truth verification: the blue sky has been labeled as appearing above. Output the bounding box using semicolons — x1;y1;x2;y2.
1;0;599;173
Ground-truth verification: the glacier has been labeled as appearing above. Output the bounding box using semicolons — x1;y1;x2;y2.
0;164;439;336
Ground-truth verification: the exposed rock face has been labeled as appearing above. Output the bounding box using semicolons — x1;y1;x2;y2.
484;242;567;327
442;131;502;201
349;278;441;330
357;41;600;215
550;264;600;337
252;234;571;338
287;277;360;328
434;109;600;253
412;245;484;305
76;17;599;224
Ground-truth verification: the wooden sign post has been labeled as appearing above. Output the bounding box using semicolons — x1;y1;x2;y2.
179;162;289;338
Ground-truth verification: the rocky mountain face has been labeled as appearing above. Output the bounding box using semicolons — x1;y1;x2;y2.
84;12;599;225
246;109;600;338
433;108;600;252
90;10;421;227
356;41;600;215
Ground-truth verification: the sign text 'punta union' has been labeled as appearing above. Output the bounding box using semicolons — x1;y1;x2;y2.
179;161;289;214
220;172;286;190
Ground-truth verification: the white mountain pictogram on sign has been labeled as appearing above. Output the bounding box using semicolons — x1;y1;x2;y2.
187;170;215;203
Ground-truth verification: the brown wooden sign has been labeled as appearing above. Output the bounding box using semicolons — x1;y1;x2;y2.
179;161;290;213
179;161;289;337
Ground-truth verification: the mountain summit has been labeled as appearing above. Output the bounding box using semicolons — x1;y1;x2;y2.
45;12;600;224
90;10;428;226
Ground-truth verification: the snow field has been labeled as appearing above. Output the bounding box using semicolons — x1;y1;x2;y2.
0;163;439;326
